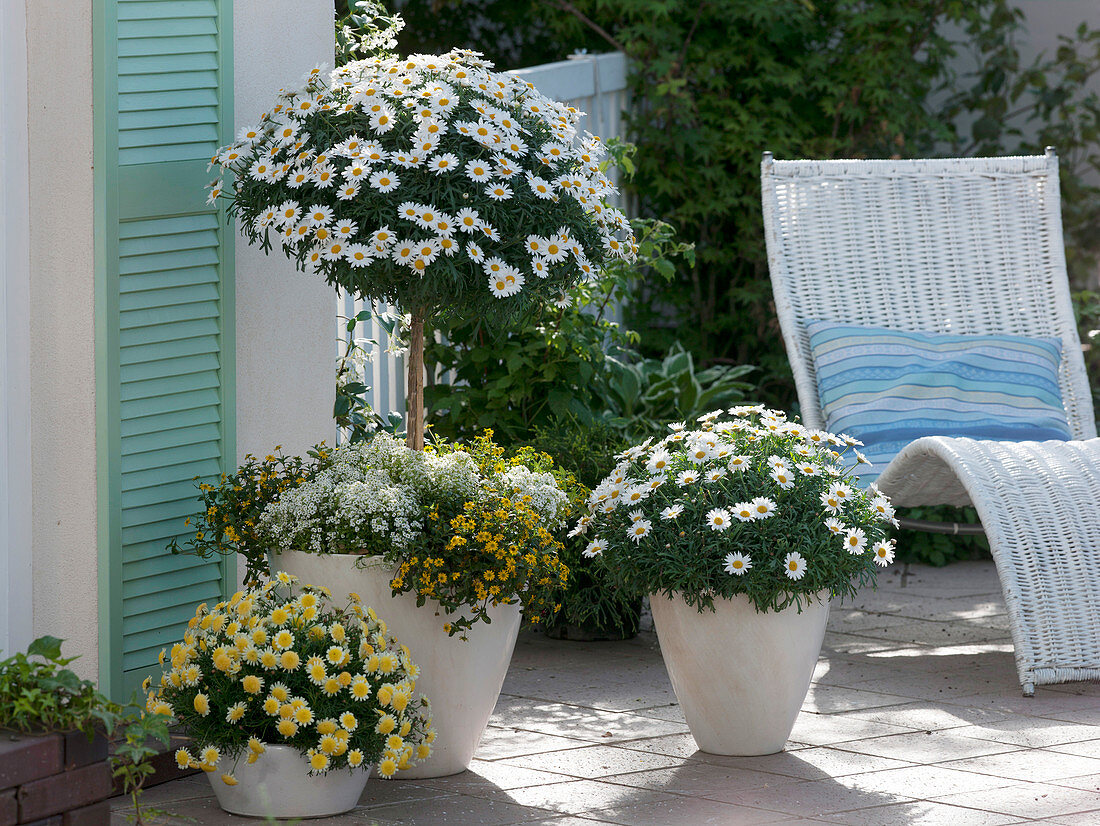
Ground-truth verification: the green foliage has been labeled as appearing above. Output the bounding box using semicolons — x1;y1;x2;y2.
603;343;756;441
112;704;171;826
894;506;990;567
169;445;335;587
1074;289;1100;426
0;637;164;823
336;312;406;443
0;636;118;736
516;424;641;637
425;217;727;442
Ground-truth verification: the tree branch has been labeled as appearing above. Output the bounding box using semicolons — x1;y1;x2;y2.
543;0;626;54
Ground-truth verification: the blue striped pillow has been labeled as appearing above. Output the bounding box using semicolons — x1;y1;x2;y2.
806;321;1073;482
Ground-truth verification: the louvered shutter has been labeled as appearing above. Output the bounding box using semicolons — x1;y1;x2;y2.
96;0;234;699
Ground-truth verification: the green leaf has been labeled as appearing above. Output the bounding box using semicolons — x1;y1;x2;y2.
27;636;64;661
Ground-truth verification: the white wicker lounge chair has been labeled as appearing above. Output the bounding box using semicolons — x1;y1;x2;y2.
761;150;1100;695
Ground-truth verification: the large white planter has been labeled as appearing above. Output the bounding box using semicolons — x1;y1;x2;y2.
271;549;522;777
649;591;829;756
208;744;370;818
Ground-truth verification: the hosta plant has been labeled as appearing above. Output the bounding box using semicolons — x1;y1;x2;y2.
575;406;897;613
261;433;571;637
146;574;434;783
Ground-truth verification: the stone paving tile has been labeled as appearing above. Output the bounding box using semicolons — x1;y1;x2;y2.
109;774;211;808
482;778;676;815
831;729;1018;763
812;799;1025;825
357;792;559;825
416;760;570;793
801;682;915;714
488;697;688;744
1048;772;1100;794
474;723;592;760
843;763;1019;798
716;775;916;817
838;700;1012;731
1048;739;1100;759
598;759;805;796
940;748;1100;784
932;781;1100;819
584;795;802;825
496;743;685;779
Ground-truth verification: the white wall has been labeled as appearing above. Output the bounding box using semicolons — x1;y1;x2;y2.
233;0;335;582
1;0;33;658
24;0;98;679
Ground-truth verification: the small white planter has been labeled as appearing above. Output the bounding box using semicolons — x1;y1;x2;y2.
271;549;522;777
208;745;370;818
649;591;829;756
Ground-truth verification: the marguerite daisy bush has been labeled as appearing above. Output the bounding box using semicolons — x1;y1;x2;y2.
208;49;635;323
146;574;433;783
575;407;897;613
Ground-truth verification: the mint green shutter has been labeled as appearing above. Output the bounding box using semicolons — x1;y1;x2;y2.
95;0;235;700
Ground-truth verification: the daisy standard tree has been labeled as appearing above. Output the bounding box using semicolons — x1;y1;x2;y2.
208;8;635;449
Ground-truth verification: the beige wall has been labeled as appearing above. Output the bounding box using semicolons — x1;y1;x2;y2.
25;0;98;679
233;0;336;478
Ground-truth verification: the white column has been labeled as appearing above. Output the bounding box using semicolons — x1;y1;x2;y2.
1;0;34;657
233;1;336;584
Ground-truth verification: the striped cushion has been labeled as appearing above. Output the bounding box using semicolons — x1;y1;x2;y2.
806;321;1073;482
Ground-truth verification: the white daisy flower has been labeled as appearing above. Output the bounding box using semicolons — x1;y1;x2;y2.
466;242;484;262
627;508;645;524
371;227;395;247
660;504;683;520
485;182;513;201
526;174;555;199
646;450;672;474
583;538;607;558
829;483;854;502
706;508;732;531
455;208;481;233
531;258;550;278
568;516;593;538
345;244;373;267
873;540;895;567
823;517;845;535
624;485;649;505
798;463;821;476
724;552;752;576
305;204;333;227
820;492;842;514
687;443;713;464
465;159;492;182
706;468;727;483
552;292;571;309
369;169;400;193
676;469;699;486
751;497;777;519
783;552;807;580
628;519;653;543
732;502;754;522
843;528;867;554
336;180;361;200
275;200;301;227
669;421;687;433
334;220;358;239
728;455;751;472
391;240;416;265
871;497;895;520
770;468;795;489
647;474;667;491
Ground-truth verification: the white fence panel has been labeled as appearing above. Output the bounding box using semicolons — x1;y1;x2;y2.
338;52;630;432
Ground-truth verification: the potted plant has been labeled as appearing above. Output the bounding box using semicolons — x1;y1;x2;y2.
576;406;897;755
207;6;634;452
145;573;433;817
260;432;571;776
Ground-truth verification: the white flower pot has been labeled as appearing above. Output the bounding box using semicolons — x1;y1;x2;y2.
649;591;829;756
208;745;370;818
271;549;522;777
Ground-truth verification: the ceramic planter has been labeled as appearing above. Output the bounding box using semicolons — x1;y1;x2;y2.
649;591;829;756
208;745;369;818
271;549;522;777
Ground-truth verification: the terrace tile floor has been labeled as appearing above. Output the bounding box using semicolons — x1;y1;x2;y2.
112;561;1100;824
